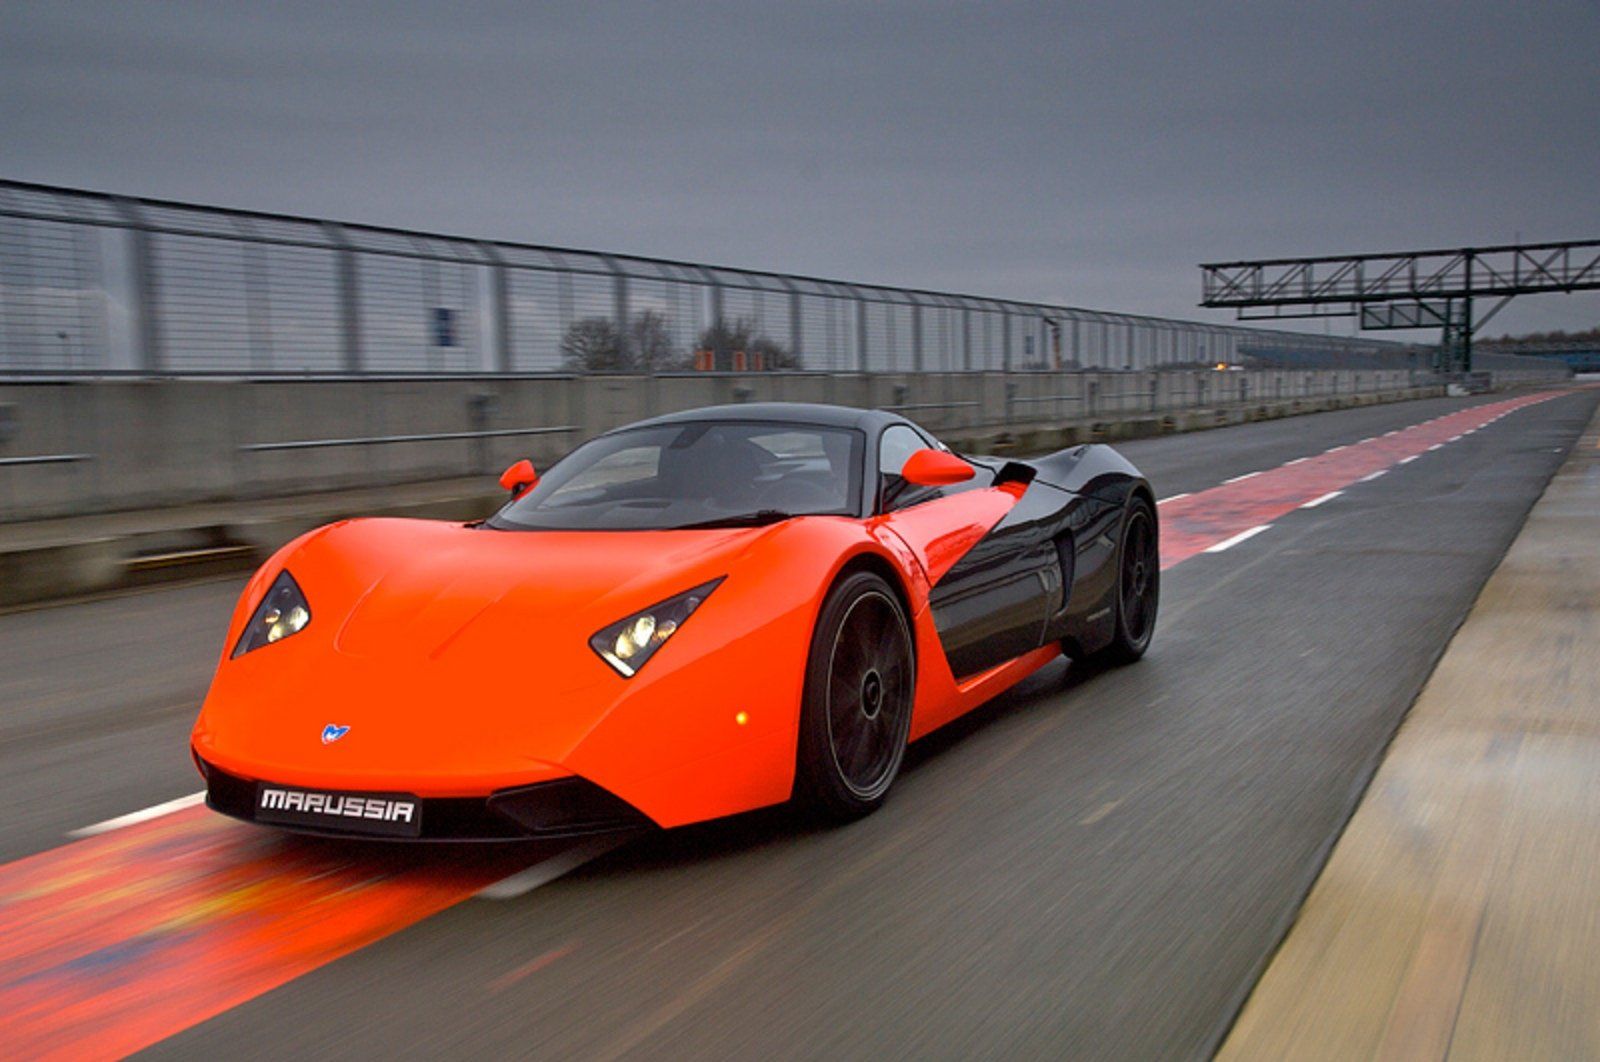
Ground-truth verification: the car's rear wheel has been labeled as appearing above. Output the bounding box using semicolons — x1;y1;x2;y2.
795;571;915;820
1089;495;1159;665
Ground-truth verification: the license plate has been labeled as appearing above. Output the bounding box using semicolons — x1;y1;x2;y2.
255;783;422;838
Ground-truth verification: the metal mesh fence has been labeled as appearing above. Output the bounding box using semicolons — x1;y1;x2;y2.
0;213;106;371
0;179;1435;378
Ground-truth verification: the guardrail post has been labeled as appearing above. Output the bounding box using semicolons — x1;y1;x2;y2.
856;296;868;373
789;288;803;365
910;299;923;372
961;308;972;372
709;282;724;336
113;197;162;373
323;223;363;374
610;265;629;343
481;243;512;373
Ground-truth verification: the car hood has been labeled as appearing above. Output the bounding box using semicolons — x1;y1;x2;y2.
290;517;767;668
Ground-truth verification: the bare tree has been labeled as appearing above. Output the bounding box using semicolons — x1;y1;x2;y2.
561;317;631;372
629;310;681;371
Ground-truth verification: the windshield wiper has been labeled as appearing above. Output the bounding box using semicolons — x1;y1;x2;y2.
671;509;798;530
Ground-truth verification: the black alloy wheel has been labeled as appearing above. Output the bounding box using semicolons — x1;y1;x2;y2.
1096;495;1159;665
795;571;915;820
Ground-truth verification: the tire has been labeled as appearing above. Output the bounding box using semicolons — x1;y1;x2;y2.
794;571;915;821
1089;494;1159;666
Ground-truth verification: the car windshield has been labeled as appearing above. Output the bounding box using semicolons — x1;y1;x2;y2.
487;420;864;531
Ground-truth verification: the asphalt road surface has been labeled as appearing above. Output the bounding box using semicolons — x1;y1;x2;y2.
3;387;1595;1060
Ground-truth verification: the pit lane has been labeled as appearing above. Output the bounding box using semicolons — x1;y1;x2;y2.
2;387;1594;1058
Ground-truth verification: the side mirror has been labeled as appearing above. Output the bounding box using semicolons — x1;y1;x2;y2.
900;448;975;487
499;459;538;498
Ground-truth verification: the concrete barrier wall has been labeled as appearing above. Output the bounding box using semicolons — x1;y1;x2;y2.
0;366;1567;522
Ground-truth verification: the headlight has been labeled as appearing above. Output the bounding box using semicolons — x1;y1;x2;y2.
590;578;723;677
232;571;312;657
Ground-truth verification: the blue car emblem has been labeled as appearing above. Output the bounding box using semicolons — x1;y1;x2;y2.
321;723;350;745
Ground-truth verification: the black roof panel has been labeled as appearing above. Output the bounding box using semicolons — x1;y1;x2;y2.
625;402;904;433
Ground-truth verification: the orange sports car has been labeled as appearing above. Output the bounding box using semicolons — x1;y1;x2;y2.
191;403;1157;840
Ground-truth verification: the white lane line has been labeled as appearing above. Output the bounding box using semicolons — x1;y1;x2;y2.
1325;445;1347;454
1157;492;1190;504
1359;437;1376;444
1204;525;1272;553
1360;469;1388;482
1285;456;1310;465
477;836;631;900
1449;435;1463;442
1384;430;1400;436
1301;490;1343;509
1428;443;1444;451
69;791;206;838
1399;455;1420;464
1223;471;1261;484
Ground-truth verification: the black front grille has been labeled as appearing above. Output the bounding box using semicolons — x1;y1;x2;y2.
197;758;653;841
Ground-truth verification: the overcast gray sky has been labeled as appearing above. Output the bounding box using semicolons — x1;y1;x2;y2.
5;0;1598;337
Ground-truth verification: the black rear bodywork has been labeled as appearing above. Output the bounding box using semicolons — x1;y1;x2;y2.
924;444;1152;679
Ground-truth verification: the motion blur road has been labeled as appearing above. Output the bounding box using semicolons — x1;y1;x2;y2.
3;387;1596;1059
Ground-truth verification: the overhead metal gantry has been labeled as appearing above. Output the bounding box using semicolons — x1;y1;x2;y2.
1200;239;1600;372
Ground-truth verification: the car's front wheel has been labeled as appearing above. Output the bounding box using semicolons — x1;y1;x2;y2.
794;571;915;820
